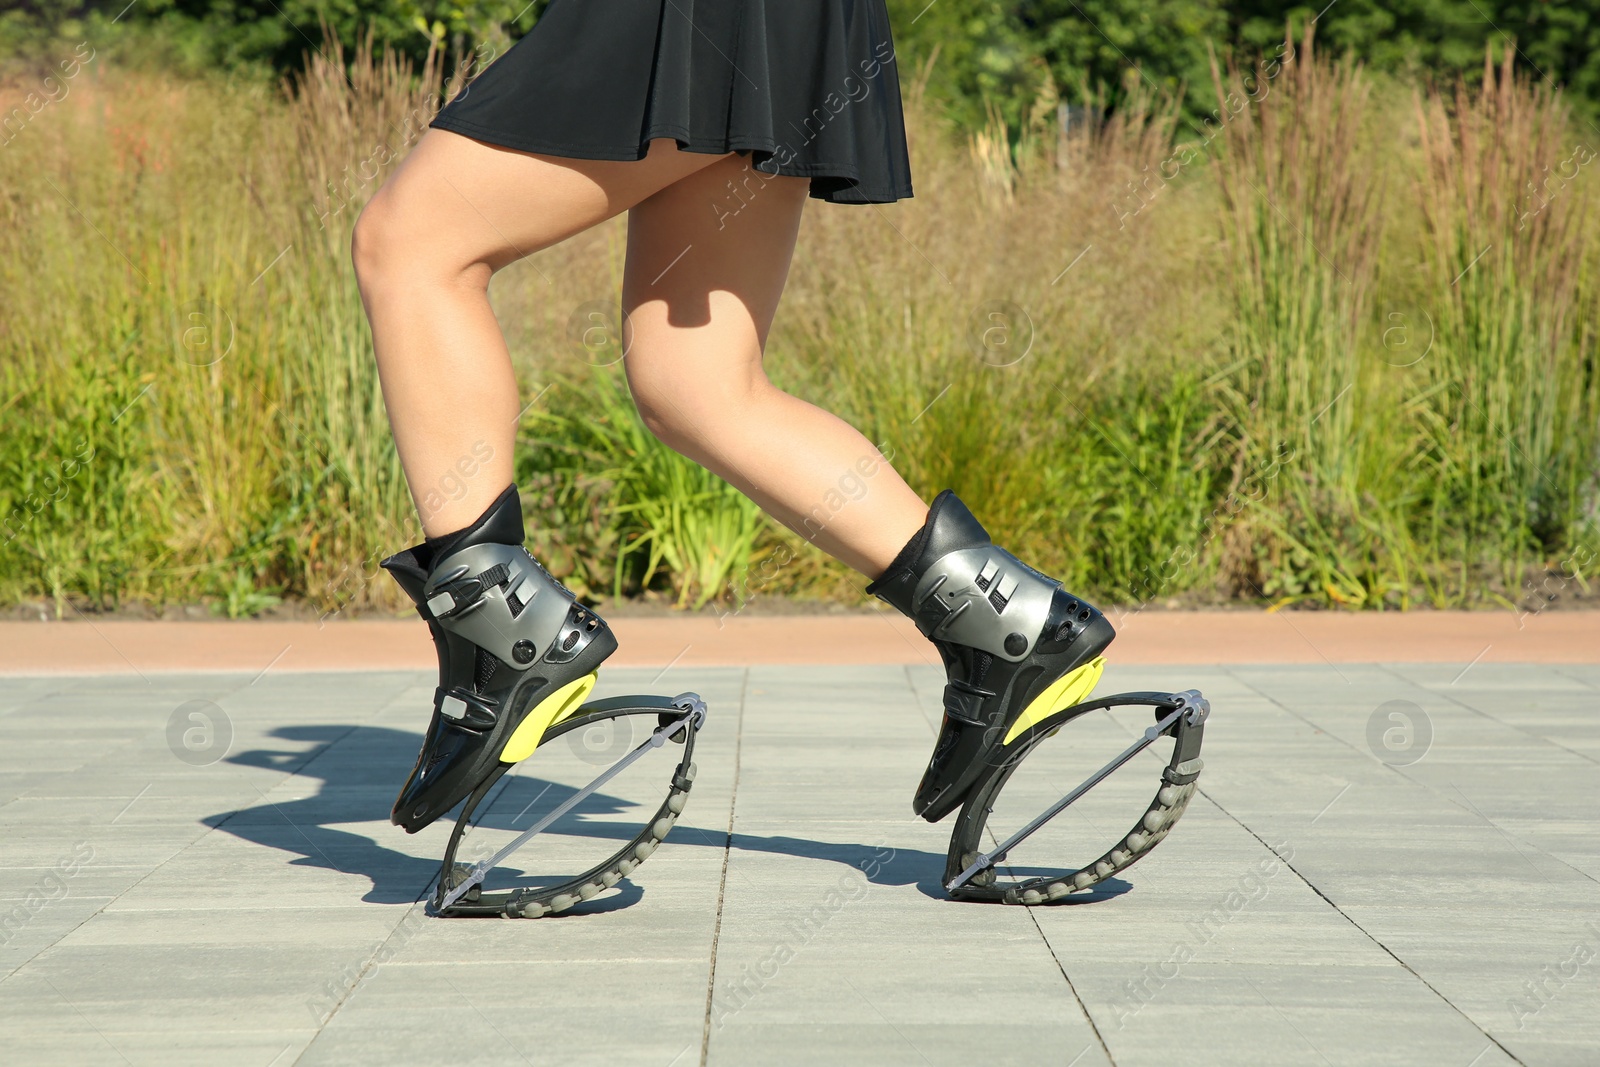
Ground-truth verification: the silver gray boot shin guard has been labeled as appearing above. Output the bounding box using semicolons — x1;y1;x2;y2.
866;489;1115;821
381;486;616;833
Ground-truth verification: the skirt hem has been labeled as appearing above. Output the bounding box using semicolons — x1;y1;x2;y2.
428;114;913;205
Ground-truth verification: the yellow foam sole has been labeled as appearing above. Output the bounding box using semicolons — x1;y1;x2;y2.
1003;656;1107;746
499;672;598;764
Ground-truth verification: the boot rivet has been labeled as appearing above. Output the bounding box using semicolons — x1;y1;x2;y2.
1004;632;1027;656
512;640;536;664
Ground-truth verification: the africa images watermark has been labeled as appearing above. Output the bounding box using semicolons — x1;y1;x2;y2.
1121;441;1298;608
1106;838;1296;1029
709;842;897;1030
1507;921;1600;1030
307;904;431;1023
1516;141;1596;233
315;103;439;229
711;35;899;228
1516;542;1597;630
710;440;898;627
0;841;96;947
0;42;96;149
311;440;496;626
1;437;95;545
712;157;780;230
1111;38;1296;230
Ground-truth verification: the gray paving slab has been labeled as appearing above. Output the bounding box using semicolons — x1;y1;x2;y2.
1550;665;1600;690
0;662;1594;1065
0;1028;315;1067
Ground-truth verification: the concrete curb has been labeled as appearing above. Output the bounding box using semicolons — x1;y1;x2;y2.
1;609;1595;675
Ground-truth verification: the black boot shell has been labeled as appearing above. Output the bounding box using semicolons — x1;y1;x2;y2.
868;491;1115;821
381;488;617;833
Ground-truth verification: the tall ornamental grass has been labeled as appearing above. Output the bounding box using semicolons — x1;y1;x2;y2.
1414;47;1600;590
1207;26;1392;606
0;30;1595;615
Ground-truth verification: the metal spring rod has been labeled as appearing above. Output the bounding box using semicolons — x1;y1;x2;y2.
439;708;699;910
946;703;1188;891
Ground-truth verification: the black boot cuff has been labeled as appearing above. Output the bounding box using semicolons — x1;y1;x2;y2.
425;485;525;559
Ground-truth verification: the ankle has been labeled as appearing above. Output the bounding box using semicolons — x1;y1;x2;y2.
423;485;524;562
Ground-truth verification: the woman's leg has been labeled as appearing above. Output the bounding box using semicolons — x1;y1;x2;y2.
619;156;929;578
351;130;731;537
622;158;1116;824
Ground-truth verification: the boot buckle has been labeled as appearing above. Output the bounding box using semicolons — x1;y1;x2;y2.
424;563;511;620
434;687;497;729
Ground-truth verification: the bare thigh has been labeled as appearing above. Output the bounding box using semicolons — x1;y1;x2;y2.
360;129;733;279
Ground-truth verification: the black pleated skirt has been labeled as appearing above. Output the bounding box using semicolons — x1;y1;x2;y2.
429;0;914;204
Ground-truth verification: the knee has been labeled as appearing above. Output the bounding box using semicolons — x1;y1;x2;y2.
351;185;489;296
626;358;769;456
627;367;700;453
349;188;400;289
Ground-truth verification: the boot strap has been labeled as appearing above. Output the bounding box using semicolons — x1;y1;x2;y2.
423;563;510;620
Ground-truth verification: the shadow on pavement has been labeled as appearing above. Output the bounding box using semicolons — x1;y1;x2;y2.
207;723;1131;911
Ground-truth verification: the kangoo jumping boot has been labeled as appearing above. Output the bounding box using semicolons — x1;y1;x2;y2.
867;490;1116;822
380;485;616;833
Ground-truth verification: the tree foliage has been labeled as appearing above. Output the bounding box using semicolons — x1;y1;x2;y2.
882;0;1600;129
5;1;1596;129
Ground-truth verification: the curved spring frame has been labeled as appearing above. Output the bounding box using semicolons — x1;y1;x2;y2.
432;693;706;918
945;689;1209;904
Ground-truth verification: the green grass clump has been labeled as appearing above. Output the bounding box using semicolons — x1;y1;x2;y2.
518;365;763;609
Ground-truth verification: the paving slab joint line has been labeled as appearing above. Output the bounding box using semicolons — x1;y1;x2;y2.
0;779;187;996
1023;888;1115;1064
1234;667;1599;888
900;728;1113;1058
1375;661;1600;770
1553;665;1600;692
698;667;748;1067
0;895;117;993
295;896;436;1062
234;720;436;1061
966;803;1118;1063
1194;785;1528;1066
